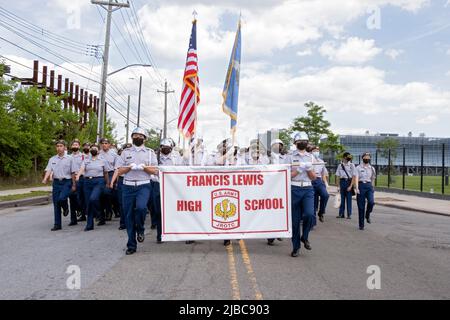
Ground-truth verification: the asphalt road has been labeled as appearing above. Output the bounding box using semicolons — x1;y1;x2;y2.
0;201;449;300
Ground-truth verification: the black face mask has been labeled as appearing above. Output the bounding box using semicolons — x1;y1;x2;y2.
161;147;171;155
346;157;352;161
83;148;90;153
71;147;79;152
363;159;370;164
296;142;308;150
133;138;144;146
90;150;98;156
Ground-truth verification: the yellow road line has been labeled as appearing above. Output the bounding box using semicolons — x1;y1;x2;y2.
226;241;241;300
238;240;263;300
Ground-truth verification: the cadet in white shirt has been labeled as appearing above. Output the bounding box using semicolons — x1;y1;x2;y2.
355;152;376;230
310;145;329;224
335;152;356;219
118;127;158;255
42;140;75;231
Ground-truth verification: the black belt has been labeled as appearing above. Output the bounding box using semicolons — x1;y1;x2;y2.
54;178;71;182
340;178;349;181
118;176;124;181
359;181;372;184
85;176;104;180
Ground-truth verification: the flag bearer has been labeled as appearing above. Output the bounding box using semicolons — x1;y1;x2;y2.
290;132;316;257
118;127;158;255
42;140;74;231
355;152;376;230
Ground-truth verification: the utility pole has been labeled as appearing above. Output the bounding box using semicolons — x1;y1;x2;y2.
126;95;130;144
137;76;142;127
157;80;175;139
91;0;130;143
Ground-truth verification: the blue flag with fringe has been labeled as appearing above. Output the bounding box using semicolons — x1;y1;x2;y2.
222;20;241;134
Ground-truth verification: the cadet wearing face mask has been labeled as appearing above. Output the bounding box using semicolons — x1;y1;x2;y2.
290;132;316;257
355;152;376;230
68;139;82;226
99;138;118;224
118;127;158;255
76;142;91;222
75;144;109;231
310;145;329;224
335;152;356;219
42;140;75;231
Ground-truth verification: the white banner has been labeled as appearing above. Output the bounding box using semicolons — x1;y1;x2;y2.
159;165;291;241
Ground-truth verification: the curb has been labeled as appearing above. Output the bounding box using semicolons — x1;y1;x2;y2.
328;193;450;218
0;195;52;210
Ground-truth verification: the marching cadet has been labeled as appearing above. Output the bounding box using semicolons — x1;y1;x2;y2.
42;140;75;231
290;132;316;257
355;152;376;230
311;145;329;224
247;139;270;165
110;144;129;230
267;138;289;245
68;139;83;226
99;138;118;223
118;127;158;255
335;152;356;219
75;144;109;231
206;138;236;246
76;142;91;222
153;138;184;243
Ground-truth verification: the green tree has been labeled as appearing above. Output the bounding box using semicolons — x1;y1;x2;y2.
289;101;344;155
144;128;162;150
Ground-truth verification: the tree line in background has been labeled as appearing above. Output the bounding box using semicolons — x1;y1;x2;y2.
0;63;115;178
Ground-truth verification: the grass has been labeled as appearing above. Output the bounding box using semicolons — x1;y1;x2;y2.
329;174;450;195
0;191;51;202
0;183;44;191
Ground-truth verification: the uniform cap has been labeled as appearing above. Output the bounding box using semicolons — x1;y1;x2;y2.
271;139;284;147
131;127;147;139
160;138;172;147
293;132;309;142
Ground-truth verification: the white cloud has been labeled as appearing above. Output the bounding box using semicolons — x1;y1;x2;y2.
385;49;404;60
319;37;382;64
297;48;313;57
416;115;438;124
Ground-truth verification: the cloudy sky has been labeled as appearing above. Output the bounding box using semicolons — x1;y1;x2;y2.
1;0;450;148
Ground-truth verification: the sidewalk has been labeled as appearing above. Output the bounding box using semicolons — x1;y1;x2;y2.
0;186;52;197
328;186;450;217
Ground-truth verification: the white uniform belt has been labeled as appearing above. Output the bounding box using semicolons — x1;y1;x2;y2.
292;181;312;187
123;180;151;186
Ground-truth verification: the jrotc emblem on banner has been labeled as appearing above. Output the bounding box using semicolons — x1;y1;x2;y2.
211;188;240;230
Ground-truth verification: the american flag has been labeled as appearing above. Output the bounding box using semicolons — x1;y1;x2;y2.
178;19;200;138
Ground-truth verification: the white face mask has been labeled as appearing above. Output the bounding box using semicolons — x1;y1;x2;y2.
312;151;320;158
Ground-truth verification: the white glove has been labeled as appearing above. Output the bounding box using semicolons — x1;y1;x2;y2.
355;188;360;195
130;163;138;171
137;163;145;171
304;162;313;170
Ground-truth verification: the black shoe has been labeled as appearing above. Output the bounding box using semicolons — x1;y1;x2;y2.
366;215;371;224
346;216;352;219
359;226;364;230
291;250;299;257
126;249;136;255
77;216;86;222
84;227;94;231
51;225;61;231
301;238;312;250
114;214;120;218
336;215;344;218
319;214;324;223
118;225;126;230
157;239;163;244
62;208;69;217
267;239;275;246
97;221;106;226
150;224;156;230
137;233;145;243
277;238;283;241
185;240;195;244
68;222;77;226
223;240;231;246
